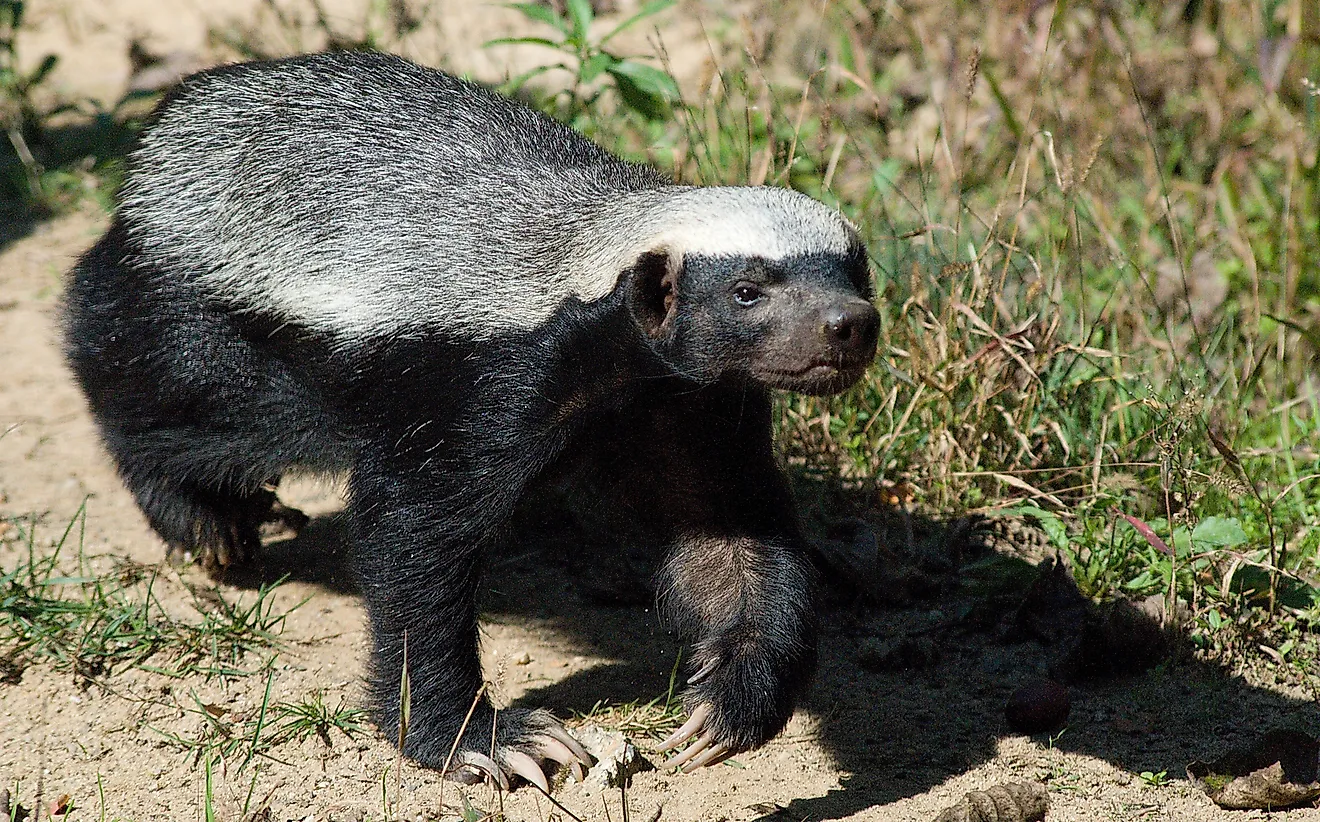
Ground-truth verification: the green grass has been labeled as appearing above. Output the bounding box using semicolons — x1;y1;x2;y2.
147;677;367;772
0;504;299;683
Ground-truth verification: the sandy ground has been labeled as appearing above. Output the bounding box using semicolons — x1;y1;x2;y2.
3;2;1320;821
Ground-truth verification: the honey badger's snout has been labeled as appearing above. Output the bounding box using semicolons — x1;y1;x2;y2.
743;288;879;397
820;297;879;360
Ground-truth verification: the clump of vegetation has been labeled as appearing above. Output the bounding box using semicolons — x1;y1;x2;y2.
151;682;367;770
0;505;298;683
487;0;679;123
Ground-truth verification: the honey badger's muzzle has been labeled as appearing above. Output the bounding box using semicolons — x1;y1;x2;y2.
756;295;879;396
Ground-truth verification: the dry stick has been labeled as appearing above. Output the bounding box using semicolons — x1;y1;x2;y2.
621;771;630;822
821;133;847;192
529;782;586;822
437;681;491;814
783;71;818;185
491;704;505;817
394;631;410;816
1091;414;1110;498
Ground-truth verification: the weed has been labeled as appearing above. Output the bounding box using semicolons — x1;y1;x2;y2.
487;0;678;124
1138;769;1169;788
0;506;298;683
150;679;368;774
271;689;368;746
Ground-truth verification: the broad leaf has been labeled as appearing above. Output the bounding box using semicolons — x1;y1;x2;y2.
1192;516;1248;548
565;0;594;43
579;52;617;84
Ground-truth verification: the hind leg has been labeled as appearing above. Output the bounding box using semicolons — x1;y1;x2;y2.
124;470;307;574
64;222;315;573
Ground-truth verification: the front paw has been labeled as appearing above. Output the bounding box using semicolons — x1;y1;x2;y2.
656;643;814;771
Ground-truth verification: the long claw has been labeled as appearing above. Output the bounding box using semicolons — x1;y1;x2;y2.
656;703;709;753
457;751;509;791
664;732;714;769
542;724;594;769
505;750;551;793
681;742;731;773
687;657;719;686
535;735;587;782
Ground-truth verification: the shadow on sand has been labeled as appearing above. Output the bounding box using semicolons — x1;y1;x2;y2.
224;490;1320;820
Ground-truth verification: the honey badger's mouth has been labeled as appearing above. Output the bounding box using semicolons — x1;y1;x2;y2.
757;358;872;395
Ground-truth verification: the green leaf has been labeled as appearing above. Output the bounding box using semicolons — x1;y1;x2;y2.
579;51;617;84
601;0;676;44
565;0;594;42
609;59;678;97
982;67;1023;142
1012;504;1069;550
1167;526;1193;558
483;36;564;49
1191;516;1248;548
506;2;569;34
1123;570;1157;591
607;60;678;120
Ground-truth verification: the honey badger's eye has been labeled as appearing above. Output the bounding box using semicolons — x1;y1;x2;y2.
732;283;764;306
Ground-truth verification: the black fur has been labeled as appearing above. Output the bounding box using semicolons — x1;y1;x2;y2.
62;51;879;781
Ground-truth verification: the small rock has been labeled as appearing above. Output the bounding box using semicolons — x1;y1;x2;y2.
514;652;532;665
573;723;650;791
1004;678;1070;735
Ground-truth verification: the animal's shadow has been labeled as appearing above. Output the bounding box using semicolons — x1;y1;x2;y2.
226;490;1320;819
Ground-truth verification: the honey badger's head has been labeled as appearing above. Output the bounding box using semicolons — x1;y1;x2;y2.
624;188;879;396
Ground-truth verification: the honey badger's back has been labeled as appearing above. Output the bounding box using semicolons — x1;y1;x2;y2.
119;50;667;341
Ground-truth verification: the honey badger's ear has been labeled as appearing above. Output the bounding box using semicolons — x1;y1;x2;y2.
625;247;681;339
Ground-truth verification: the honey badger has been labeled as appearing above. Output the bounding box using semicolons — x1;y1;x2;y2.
62;51;879;789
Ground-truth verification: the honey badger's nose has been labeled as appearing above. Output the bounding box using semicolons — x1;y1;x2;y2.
821;300;879;356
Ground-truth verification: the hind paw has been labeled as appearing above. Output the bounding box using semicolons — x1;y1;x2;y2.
171;490;308;576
